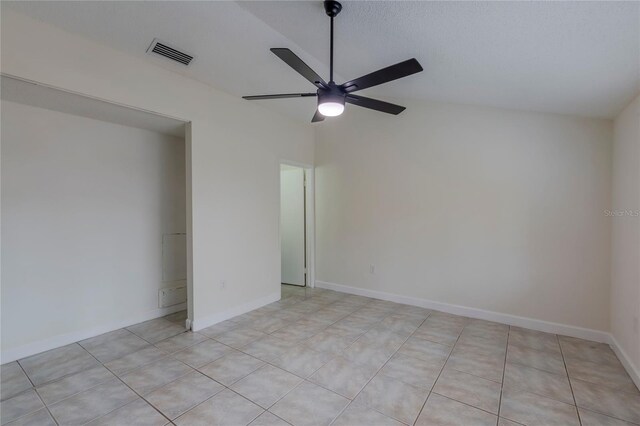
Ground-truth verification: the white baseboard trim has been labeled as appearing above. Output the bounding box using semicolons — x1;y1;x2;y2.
609;334;640;390
315;281;610;343
191;291;281;331
1;303;186;365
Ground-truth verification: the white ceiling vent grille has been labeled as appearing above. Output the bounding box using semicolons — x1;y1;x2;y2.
147;39;194;66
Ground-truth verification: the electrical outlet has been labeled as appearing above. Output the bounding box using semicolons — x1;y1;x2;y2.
220;280;226;290
369;264;375;274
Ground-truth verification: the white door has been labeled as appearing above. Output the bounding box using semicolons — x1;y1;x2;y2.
281;166;306;286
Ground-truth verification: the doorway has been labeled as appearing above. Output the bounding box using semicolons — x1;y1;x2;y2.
280;164;308;286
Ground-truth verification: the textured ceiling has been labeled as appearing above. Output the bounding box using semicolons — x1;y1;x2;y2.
3;1;639;121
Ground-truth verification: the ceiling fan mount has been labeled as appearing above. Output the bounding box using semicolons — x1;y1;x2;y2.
324;0;342;18
243;0;423;122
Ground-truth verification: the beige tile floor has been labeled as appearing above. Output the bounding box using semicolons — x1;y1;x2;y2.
1;285;639;425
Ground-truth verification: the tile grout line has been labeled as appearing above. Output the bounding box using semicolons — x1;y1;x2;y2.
337;308;434;425
175;324;327;424
505;342;572;377
411;316;466;426
329;353;408;419
560;352;640;422
252;287;334;425
168;391;222;424
233;297;382;424
35;347;168;411
43;363;134;407
430;389;502;418
496;325;510;424
185;338;304;424
4;359;57;425
256;404;294;426
15;353;62;426
346;309;499;424
127;325;187;346
500;334;601;411
579;407;640;426
124;353;248;422
440;364;504;384
14;353;89;422
557;334;582;426
15;360;36;388
240;293;425;425
18;353;100;389
178;291;352;425
187;386;265;425
76;341;174;425
29;387;60;426
413;324;507;414
140;351;269;425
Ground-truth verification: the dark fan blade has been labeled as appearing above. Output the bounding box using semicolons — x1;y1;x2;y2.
243;93;317;100
271;48;327;89
346;94;406;115
340;58;423;93
311;110;325;123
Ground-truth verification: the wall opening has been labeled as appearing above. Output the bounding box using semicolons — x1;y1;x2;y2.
1;75;193;362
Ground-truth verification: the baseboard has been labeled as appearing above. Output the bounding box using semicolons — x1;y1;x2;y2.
1;303;186;365
191;291;281;331
2;289;281;364
609;334;640;390
315;280;610;343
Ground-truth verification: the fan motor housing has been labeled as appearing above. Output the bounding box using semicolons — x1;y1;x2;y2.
317;86;346;106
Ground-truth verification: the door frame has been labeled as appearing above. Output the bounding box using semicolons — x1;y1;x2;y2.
280;160;315;288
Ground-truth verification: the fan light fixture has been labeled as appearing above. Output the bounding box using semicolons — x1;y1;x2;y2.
317;92;345;116
318;102;344;117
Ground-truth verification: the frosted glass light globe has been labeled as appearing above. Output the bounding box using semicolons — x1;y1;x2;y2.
318;102;345;117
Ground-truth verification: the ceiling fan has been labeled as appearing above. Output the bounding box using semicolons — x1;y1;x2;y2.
243;0;424;122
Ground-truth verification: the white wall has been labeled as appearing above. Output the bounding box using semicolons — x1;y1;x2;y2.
611;94;640;377
1;100;185;352
316;100;613;332
1;10;315;360
280;166;306;286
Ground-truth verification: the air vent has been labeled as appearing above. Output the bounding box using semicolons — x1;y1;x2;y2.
147;39;194;66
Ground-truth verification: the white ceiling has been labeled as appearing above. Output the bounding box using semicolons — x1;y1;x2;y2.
4;1;639;121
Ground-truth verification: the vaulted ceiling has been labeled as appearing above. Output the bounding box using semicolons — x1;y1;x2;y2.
4;1;639;121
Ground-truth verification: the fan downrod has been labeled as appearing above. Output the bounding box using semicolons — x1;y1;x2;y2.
324;0;342;18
